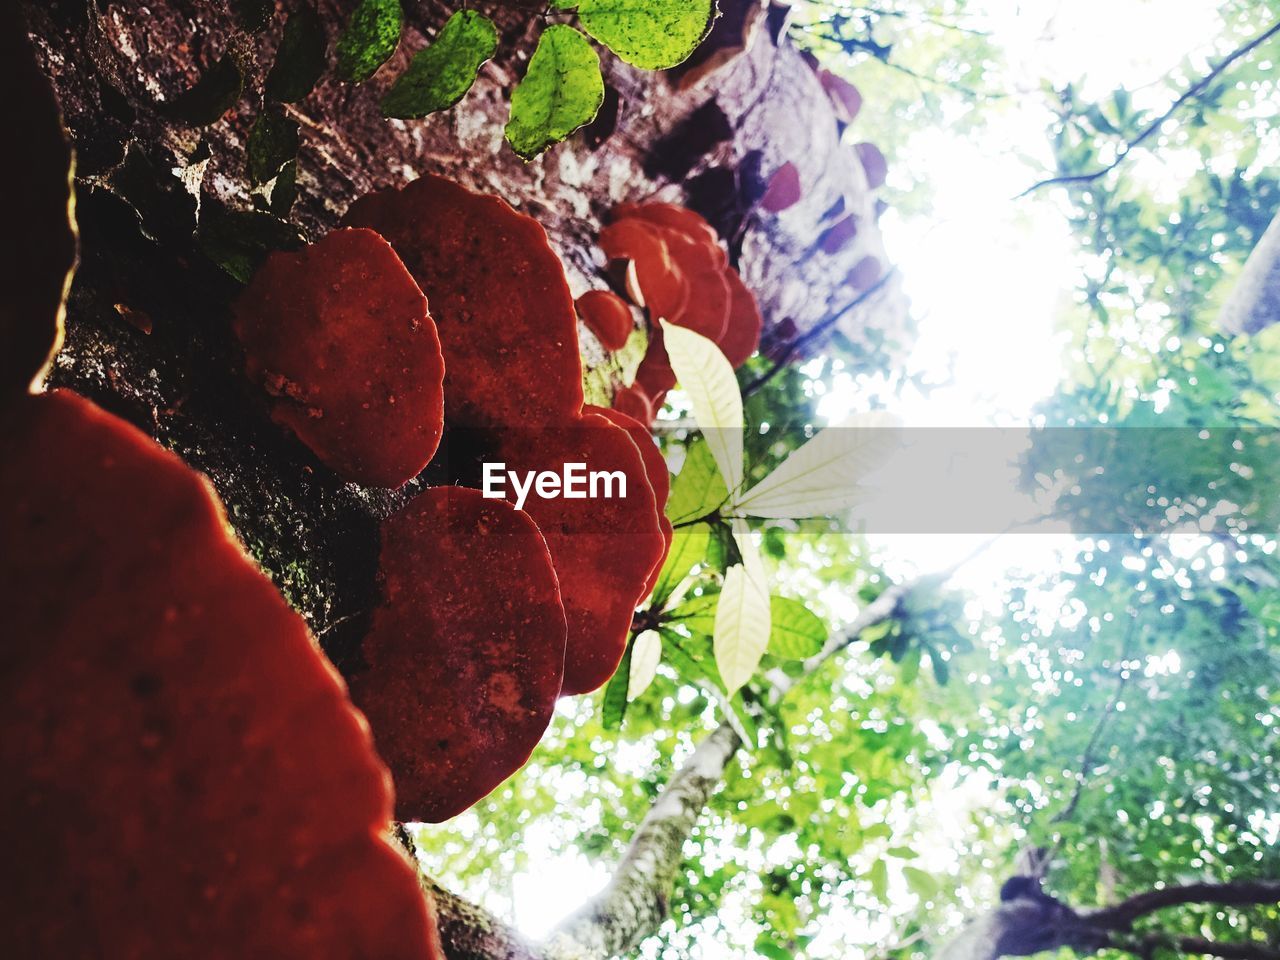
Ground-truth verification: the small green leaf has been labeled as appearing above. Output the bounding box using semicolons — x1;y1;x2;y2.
868;858;889;900
247;107;300;185
505;25;604;161
336;0;403;83
265;5;328;103
667;591;719;636
768;596;827;659
576;0;717;70
650;523;710;608
904;865;938;899
382;11;498;119
197;205;304;283
602;638;634;730
169;54;244;126
900;646;921;684
667;438;728;525
270;159;299;216
930;650;951;686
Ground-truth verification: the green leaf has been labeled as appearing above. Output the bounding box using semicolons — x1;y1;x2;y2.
575;0;717;70
336;0;403;83
903;865;938;899
169;54;244;126
930;650;950;686
868;858;889;901
246;107;300;185
650;523;710;609
662;320;744;495
768;596;827;660
382;11;498;119
900;646;921;685
667;439;728;525
666;591;719;636
602;638;634;730
505;25;604;161
714;563;771;695
269;159;299;216
265;5;328;103
197;206;305;283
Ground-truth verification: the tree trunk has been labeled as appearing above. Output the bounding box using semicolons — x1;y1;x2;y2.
26;0;903;645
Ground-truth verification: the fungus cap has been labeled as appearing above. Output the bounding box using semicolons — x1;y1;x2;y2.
344;175;584;428
599;219;688;322
351;486;567;822
494;413;666;695
0;390;439;959
576;289;634;352
587;404;673;597
232;227;446;488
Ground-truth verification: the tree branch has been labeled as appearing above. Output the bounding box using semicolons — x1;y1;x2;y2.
1017;18;1280;198
548;563;970;957
1086;881;1280;930
743;267;898;399
1114;933;1280;960
937;879;1280;960
1051;623;1135;826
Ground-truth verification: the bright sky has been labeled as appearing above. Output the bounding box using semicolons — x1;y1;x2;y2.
827;0;1229;586
430;0;1238;948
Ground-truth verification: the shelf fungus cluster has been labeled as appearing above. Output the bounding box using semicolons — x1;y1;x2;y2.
595;202;763;423
2;11;760;941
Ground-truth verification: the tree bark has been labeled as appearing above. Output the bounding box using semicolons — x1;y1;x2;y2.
26;0;904;639
1219;210;1280;334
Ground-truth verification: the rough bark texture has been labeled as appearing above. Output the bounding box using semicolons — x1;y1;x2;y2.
26;0;906;647
1220;209;1280;334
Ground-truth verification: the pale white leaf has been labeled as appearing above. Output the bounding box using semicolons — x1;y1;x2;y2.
733;412;903;518
627;629;662;701
661;320;744;495
731;516;768;592
714;563;771;695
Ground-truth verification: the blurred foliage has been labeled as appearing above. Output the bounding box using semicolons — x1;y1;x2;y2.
411;3;1280;958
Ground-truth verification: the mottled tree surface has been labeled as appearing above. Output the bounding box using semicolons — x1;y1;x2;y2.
26;0;903;657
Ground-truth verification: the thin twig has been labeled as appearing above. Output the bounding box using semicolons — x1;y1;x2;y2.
742;267;898;399
1017;19;1280;198
1051;621;1135;825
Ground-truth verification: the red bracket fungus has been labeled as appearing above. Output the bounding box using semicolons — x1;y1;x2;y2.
720;268;765;370
759;161;803;213
599;218;688;322
818;69;863;126
819;214;859;255
603;202;764;422
576;288;635;351
494;412;665;695
232;227;446;488
612;382;657;426
587;404;673;596
344;174;583;428
350;487;567;823
855;142;888;190
1;390;439;959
